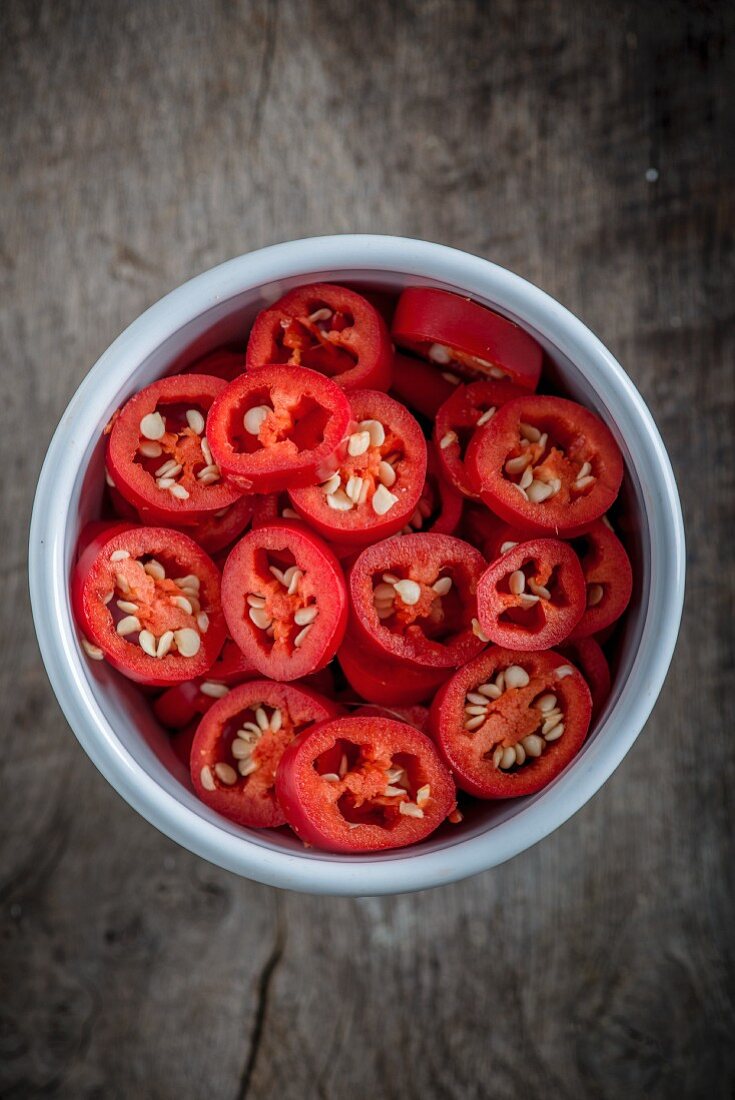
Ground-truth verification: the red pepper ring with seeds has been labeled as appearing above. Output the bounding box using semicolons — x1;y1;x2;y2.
476;538;586;651
275;715;456;852
246;283;393;392
191;680;341;828
73;526;226;685
288;390;428;546
567;519;633;639
206;365;352;493
221;521;348;681
107;374;245;526
429;647;592;799
348;533;487;671
434;378;525;499
392;287;542;390
466;394;624;537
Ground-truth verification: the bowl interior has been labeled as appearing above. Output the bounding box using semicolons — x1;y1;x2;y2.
69;266;648;862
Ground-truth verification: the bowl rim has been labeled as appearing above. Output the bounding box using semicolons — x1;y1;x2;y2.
29;234;685;895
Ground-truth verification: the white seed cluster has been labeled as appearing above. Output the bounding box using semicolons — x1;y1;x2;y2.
107;559;206;660
138;408;221;501
199;704;286;791
246;564;317;648
372;572;452;620
505;425;597;504
463;665;574;770
319;423;400;517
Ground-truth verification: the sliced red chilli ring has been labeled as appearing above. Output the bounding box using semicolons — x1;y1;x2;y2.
392;287;542;389
558;637;611;721
466;395;624;536
221;521;348;681
246;283;393;392
434;379;525;498
567;519;633;639
206;365;352;493
191;680;340;827
289;390;427;546
348;533;487;670
73;526;226;685
106;374;244;525
389;352;458;420
476;539;586;650
429;647;592;799
275;715;456;852
338;625;450;706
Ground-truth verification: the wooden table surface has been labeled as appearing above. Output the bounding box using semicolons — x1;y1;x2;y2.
2;2;733;1097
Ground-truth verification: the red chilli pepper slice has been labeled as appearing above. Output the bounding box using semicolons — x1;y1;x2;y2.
434;379;525;499
338;625;450;706
567;519;633;639
466;395;624;536
558;637;611;721
246;283;393;392
460;506;522;561
275;715;456;852
221;521;348;681
107;374;244;526
429;647;592;799
191;680;340;827
389;352;458;420
289;390;427;546
476;539;586;650
73;526;226;685
392;287;542;390
348;533;487;670
206;365;351;493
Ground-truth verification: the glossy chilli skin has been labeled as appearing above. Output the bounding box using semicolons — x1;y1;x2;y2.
289;390;428;546
246;283;393;392
389;352;457;420
348;533;487;670
429;647;592;799
107;374;244;525
153;638;258;728
221;521;348;681
191;680;340;827
275;715;456;852
73;526;226;685
206;365;352;493
466;395;624;536
433;378;525;498
476;538;586;650
392;287;542;390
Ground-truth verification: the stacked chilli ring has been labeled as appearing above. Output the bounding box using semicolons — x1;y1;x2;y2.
74;282;631;853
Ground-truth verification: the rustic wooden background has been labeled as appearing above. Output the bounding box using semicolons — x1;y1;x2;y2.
2;1;733;1097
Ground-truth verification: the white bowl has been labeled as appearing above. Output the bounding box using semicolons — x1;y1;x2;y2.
29;235;685;896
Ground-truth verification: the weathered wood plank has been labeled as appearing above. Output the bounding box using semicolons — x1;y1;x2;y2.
1;1;733;1097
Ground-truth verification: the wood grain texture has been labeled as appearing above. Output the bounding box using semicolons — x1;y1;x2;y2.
1;1;733;1096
